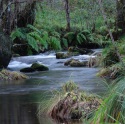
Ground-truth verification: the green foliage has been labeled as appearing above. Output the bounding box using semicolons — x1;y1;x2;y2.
11;24;62;53
64;29;94;47
92;77;125;123
62;80;78;93
101;45;120;67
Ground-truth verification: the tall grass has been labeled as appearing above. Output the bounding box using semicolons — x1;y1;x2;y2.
92;77;125;124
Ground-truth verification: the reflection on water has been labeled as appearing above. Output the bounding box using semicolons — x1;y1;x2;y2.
0;94;39;124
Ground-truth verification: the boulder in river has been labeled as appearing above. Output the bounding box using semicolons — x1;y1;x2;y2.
20;63;49;72
20;67;35;73
64;59;88;67
31;63;49;71
56;52;69;59
0;31;12;68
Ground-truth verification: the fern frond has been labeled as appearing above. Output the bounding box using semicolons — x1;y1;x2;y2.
77;33;86;44
64;32;75;43
11;28;26;41
49;36;61;50
27;24;42;34
26;34;39;52
51;31;60;38
62;38;68;48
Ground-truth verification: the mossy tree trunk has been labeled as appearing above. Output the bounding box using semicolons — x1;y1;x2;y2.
0;0;37;68
116;0;125;33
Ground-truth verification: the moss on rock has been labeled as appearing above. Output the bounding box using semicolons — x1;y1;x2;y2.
31;63;49;71
20;63;49;73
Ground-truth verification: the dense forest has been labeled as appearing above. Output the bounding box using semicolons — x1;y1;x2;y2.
0;0;125;124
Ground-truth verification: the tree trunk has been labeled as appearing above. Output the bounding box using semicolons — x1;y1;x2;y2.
64;0;70;31
116;0;125;33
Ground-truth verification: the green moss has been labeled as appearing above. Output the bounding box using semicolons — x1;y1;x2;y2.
31;63;49;71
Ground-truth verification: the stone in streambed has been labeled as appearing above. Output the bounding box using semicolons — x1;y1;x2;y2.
64;58;76;66
20;67;35;73
64;59;88;67
20;63;49;73
56;52;69;59
31;63;49;71
70;60;88;67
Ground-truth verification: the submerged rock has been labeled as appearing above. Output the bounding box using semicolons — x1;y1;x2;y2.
31;63;49;71
0;69;28;80
20;63;49;72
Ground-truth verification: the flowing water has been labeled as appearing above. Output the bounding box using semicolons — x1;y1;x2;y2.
0;50;106;124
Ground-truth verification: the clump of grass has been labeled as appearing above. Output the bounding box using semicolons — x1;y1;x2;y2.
0;69;28;80
37;81;101;122
97;62;125;79
92;77;125;124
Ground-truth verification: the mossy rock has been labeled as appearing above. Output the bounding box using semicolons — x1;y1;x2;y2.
70;60;87;67
20;67;35;73
0;69;28;80
56;52;69;59
65;59;88;67
64;59;75;66
31;63;49;71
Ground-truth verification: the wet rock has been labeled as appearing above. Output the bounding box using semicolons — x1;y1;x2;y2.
0;31;12;68
70;60;88;67
20;67;35;73
64;59;88;67
31;63;49;71
64;59;76;66
20;63;49;73
56;52;69;59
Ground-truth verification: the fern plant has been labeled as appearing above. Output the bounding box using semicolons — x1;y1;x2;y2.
64;29;94;47
11;24;62;54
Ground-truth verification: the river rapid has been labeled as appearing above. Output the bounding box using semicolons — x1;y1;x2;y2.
0;50;106;124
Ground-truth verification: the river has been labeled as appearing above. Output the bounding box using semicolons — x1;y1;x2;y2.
0;50;106;124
